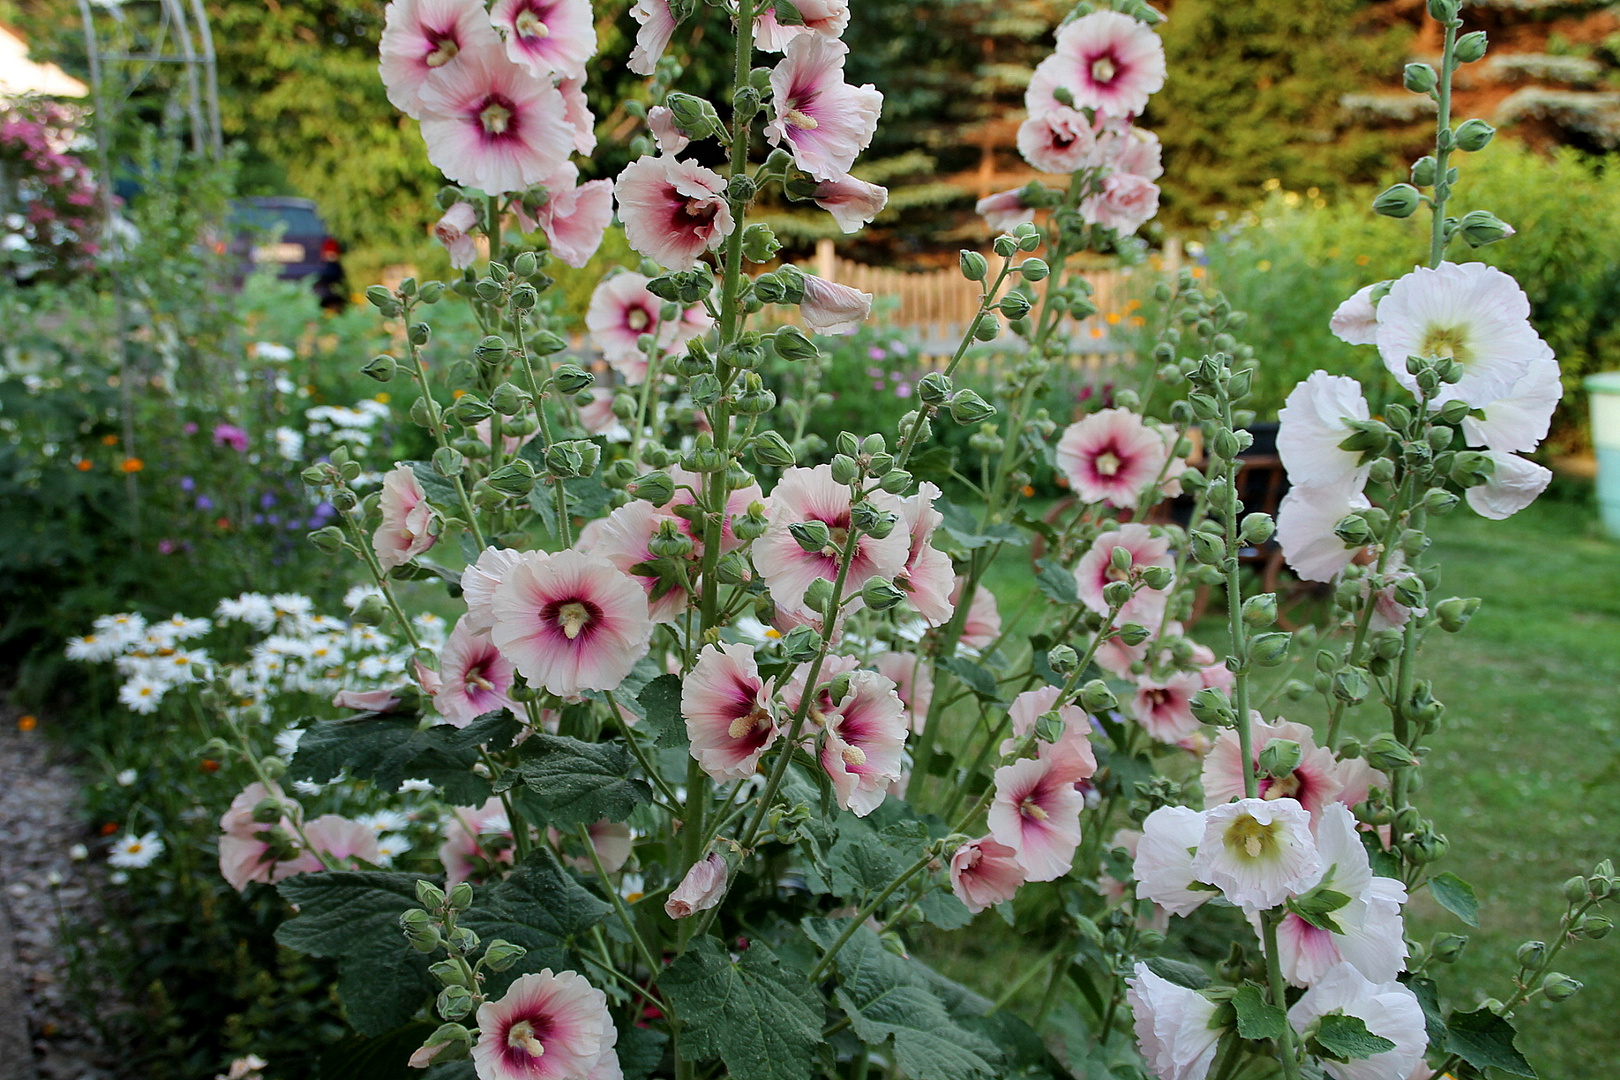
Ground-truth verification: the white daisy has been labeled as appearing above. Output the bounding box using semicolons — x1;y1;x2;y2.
108;831;164;869
118;677;165;715
66;633;122;662
375;834;412;867
115;768;137;787
356;810;411;835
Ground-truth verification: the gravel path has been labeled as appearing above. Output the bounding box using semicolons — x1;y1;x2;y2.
0;708;121;1080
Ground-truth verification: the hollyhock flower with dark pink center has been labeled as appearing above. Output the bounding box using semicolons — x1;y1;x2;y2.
1101;122;1163;180
462;545;529;634
586;500;689;623
800;274;872;335
948;576;1002;649
517;164;614;268
440;797;515;885
1201;717;1346;819
1025;10;1166;118
380;0;501;118
683;643;777;782
373;466;438;570
665;852;728;918
1127;963;1224;1080
489;0;594;80
432;615;518;727
1017;106;1098;175
417;49;574;195
756;464;909;615
558;75;595;154
584;272;715;383
471;969;620;1080
434;200;480;269
894;481;954;625
1055;407;1170;508
1276;479;1370;582
752;0;849;51
765;35;883;181
873;651;933;734
1130;671;1202;743
1080;171;1160;236
813;174;888;233
1278;371;1373;491
490;549;654;697
647;105;689;155
628;0;676;76
988;749;1088;880
1191;797;1322;912
1001;685;1099;773
976;187;1035;233
788;664;908;816
1073;523;1172;626
615;156;733;270
950;836;1025;913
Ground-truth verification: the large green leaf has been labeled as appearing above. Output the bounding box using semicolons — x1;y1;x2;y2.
287;710;521;807
658;936;823;1080
1230;985;1287;1040
637;671;690;749
1033;556;1080;605
1311;1013;1394;1061
1426;872;1479;927
461;848;611;992
506;734;652;827
1444;1007;1537;1077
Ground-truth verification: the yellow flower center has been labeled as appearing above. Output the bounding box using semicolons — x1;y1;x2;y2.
1223;812;1279;860
557;601;592;640
1094;450;1121;476
841;744;867;767
626;308;650;331
1421;324;1471;363
514;9;549;37
425;38;458;67
1020;797;1048;821
508;1020;545;1058
480;101;513;135
727;706;769;741
785;108;819;130
1091;55;1116;83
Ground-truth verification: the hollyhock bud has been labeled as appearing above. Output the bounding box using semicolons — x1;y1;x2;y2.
1543;972;1582;1002
773;326;819;361
1373;183;1421;218
949;390;996;424
408;1023;472;1068
1403;62;1437;93
1455;29;1488;62
959;250;989;281
1454;118;1495;152
1458;209;1513;247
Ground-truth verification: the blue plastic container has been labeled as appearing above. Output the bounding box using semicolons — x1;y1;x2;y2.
1587;372;1620;538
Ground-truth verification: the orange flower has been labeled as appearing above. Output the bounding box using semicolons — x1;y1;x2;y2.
199;759;221;773
101;434;119;446
1105;312;1122;325
100;821;119;836
216;517;232;531
120;457;144;473
1355;254;1371;266
17;715;37;731
1021;485;1036;498
76;460;93;471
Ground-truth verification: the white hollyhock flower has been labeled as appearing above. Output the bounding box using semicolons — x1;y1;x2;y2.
1288;963;1427;1080
1461;354;1561;454
1278;371;1373;490
1191;797;1322;912
1375;262;1552;408
1329;284;1379;346
1466;451;1552;521
1276;480;1371;583
1134;805;1212;917
1127;963;1223;1080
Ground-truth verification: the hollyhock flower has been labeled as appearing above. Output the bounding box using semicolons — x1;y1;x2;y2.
664;464;763;555
303;814;384;866
332;687;405;712
665;852;728;918
950;836;1025;913
615;156;733;270
752;0;849;51
1335;757;1388;813
1279;371;1373;490
987;751;1089;880
589;500;689;623
418;50;574;195
1102;122;1163;180
1276;480;1371;582
1287;964;1427;1080
1375;262;1552;408
1330;283;1380;346
1056;408;1170;508
522;165;614;268
948;576;1002;649
799;274;872;335
813;175;888;233
373;466;438;570
1080;171;1160;236
647;105;689;155
894;481;954;625
489;0;594;80
756;464;908;615
874;651;933;734
1017;107;1098;175
1131;671;1203;744
683;642;777;781
380;0;501;118
976;187;1036;233
586;271;662;373
555;818;633;875
435;200;480;269
1202;717;1346;819
463;545;529;633
432;615;518;727
805;668;909;817
1466;450;1552;520
1463;354;1561;454
1026;11;1166;118
490;550;654;696
628;0;676;76
1002;685;1098;773
1073;523;1172;625
765;36;883;181
1135;805;1213;917
471;969;620;1080
441;797;515;885
1191;797;1322;912
1127;963;1224;1080
558;75;596;154
218;783;322;892
1095;631;1148;679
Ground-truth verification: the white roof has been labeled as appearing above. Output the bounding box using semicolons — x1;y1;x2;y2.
0;24;88;99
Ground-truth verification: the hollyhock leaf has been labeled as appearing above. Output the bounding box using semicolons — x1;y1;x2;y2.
637;671;690;748
407;460;460;507
1444;1007;1537;1077
937;500;1026;550
1405;975;1450;1047
422;1064;475;1080
1231;984;1288;1040
917;890;974;930
465;847;610;958
658;936;822;1080
829;832;900;897
320;1021;439;1078
1034;556;1080;605
908;445;958;487
617;1023;670;1080
276;872;437;1036
1428;871;1480;927
1313;1013;1396;1061
511;734;652;827
943;656;1002;701
911;966;1067;1079
287;710;521;807
1141;956;1210;990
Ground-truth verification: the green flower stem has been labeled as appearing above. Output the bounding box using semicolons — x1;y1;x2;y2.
399;303;487;551
1262;911;1305;1080
1428;18;1460;271
214;703;340;870
336;506;421;651
578;822;661;978
606;689;681;806
806;851;935;981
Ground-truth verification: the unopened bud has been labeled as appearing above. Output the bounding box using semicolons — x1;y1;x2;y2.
1373;183;1421;219
1403;63;1437;94
860;577;907;611
1258;739;1302;779
1542;972;1582;1002
482;939;527;971
1454;30;1488;63
958;250;989;282
1047;645;1079;674
1078;679;1117;714
949;389;997;424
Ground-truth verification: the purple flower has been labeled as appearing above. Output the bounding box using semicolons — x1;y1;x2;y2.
195;495;214;510
179;476;195;491
213;424;249;452
896;382;912;398
867;347;886;361
259;492;278;509
158;539;177;555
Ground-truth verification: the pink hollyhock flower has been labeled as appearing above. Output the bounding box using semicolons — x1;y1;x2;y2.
418;49;575;195
373;466;438;570
1002;685;1098;773
894;482;954;625
441;797;515;885
472;969;620;1080
683;642;777;781
1126;962;1224;1080
432;615;518;727
628;0;676;76
765;36;883;181
756;464;909;615
976;187;1036;233
806;668;909;817
303;815;383;866
1375;261;1552;408
1462;353;1561;454
578;388;630;440
1095;632;1148;679
588;500;689;623
1278;371;1373;490
1335;756;1388;813
665;852;728;918
1329;283;1380;346
1026;11;1166;118
950;836;1025;913
555;818;633;874
490;550;654;696
380;0;501;118
647;105;689;155
476;416;539;458
489;0;595;80
1130;671;1203;744
519;164;614;268
987;751;1088;880
799;274;872;335
813;175;888;233
752;0;849;51
1073;523;1172;626
873;651;933;734
1191;797;1322;912
585;271;714;381
1134;804;1212;917
1101;122;1163;180
1287;964;1428;1080
559;75;596;154
332;687;404;712
948;577;1002;650
462;545;529;634
1466;450;1552;520
1017;107;1098;175
1055;407;1170;508
435;200;480;269
1202;717;1345;819
217;782;320;892
615;156;733;270
1276;480;1370;582
1080;171;1160;236
664;464;763;555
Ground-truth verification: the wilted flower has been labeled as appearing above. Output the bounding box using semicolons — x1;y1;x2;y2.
373;466;438;571
520;164;614;268
976;187;1036;233
752;0;849;51
434;200;480;268
894;481;954;625
627;0;676;76
665;852;728;918
812;174;888;233
1127;963;1224;1080
949;577;1002;650
949;836;1025;913
799;274;872;335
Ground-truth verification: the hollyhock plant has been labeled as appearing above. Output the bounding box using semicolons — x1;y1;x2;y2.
792;666;908;816
987;750;1089;881
1134;805;1212;918
471;969;620;1080
1130;671;1203;744
1017;107;1098;175
950;836;1025;913
1466;450;1552;520
1055;408;1171;508
764;35;883;181
627;0;675;76
373;466;438;571
1080;171;1160;236
756;464;908;615
1073;523;1172;625
1127;963;1225;1080
1191;797;1323;912
1201;717;1346;818
1278;371;1373;490
614;156;733;269
1287;964;1428;1080
812;174;888;232
417;50;575;195
427;615;518;727
489;0;595;80
683;642;777;782
1026;10;1166;118
799;274;873;335
379;0;502;118
976;187;1036;232
873;651;932;734
666;853;729;918
647;106;689;155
